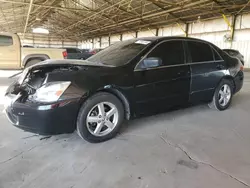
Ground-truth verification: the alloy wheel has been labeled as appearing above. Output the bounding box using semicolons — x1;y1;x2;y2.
218;84;231;107
86;102;119;137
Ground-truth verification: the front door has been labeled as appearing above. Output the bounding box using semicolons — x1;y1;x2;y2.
134;40;191;115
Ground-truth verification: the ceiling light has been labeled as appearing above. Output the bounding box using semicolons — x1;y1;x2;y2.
32;28;49;34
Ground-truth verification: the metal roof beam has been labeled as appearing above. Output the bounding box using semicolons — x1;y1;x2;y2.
59;0;129;33
0;0;91;12
102;0;162;32
147;0;186;23
81;2;250;39
27;0;64;27
102;0;135;16
23;0;34;39
237;0;250;15
210;0;230;13
78;0;212;36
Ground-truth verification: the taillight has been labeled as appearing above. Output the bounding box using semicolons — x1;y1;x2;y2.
90;50;96;55
62;51;67;59
240;65;244;71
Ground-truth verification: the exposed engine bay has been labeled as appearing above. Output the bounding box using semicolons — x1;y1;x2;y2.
6;65;82;103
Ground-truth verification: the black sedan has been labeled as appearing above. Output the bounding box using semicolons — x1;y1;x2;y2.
223;49;245;65
4;37;244;143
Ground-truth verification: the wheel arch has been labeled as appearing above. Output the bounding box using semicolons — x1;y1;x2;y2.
22;54;50;66
97;87;131;120
219;75;236;93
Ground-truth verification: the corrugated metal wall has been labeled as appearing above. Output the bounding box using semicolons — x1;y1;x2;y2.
82;13;250;68
19;33;80;48
21;38;79;48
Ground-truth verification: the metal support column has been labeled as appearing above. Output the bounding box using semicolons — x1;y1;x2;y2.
156;28;159;36
185;23;189;37
176;23;187;37
108;36;111;46
32;34;34;46
99;37;102;48
48;37;51;48
231;15;237;42
222;14;237;47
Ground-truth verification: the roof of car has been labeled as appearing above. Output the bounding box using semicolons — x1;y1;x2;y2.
132;36;221;48
223;49;239;52
137;36;210;43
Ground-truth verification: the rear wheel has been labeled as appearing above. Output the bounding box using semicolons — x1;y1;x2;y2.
77;92;124;143
208;79;233;111
25;59;42;67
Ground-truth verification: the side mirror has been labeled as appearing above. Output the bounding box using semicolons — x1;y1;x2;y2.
142;57;162;69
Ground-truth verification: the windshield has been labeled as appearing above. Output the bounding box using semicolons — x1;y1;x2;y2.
87;39;151;66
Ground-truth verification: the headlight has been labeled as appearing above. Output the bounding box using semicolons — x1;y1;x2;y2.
30;81;71;103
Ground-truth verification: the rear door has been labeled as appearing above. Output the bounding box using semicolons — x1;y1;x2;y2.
134;40;191;115
186;40;226;102
0;34;20;69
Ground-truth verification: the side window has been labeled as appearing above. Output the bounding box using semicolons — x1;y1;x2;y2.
212;48;222;61
187;41;213;62
146;40;184;66
76;49;82;53
0;35;13;46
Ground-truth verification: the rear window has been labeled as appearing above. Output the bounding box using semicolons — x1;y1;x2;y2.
66;48;78;53
212;48;222;61
81;49;89;53
0;35;13;46
187;41;214;63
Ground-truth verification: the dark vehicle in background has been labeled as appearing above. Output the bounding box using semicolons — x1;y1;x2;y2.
4;37;244;143
223;49;245;65
80;49;93;59
66;48;103;60
88;48;103;55
66;48;91;60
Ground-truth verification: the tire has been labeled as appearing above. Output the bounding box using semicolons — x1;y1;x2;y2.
208;79;233;111
77;92;124;143
25;59;42;67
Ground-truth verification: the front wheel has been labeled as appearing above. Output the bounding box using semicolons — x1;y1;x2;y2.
208;79;233;111
77;92;124;143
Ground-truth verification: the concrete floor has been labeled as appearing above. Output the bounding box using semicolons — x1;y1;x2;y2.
0;72;250;188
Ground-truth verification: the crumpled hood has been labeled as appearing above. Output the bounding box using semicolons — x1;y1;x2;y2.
16;59;116;89
6;59;116;102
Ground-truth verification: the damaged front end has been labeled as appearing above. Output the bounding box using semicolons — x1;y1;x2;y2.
6;65;81;104
4;64;84;135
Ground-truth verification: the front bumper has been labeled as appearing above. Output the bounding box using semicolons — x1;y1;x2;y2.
234;70;244;94
4;95;81;135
